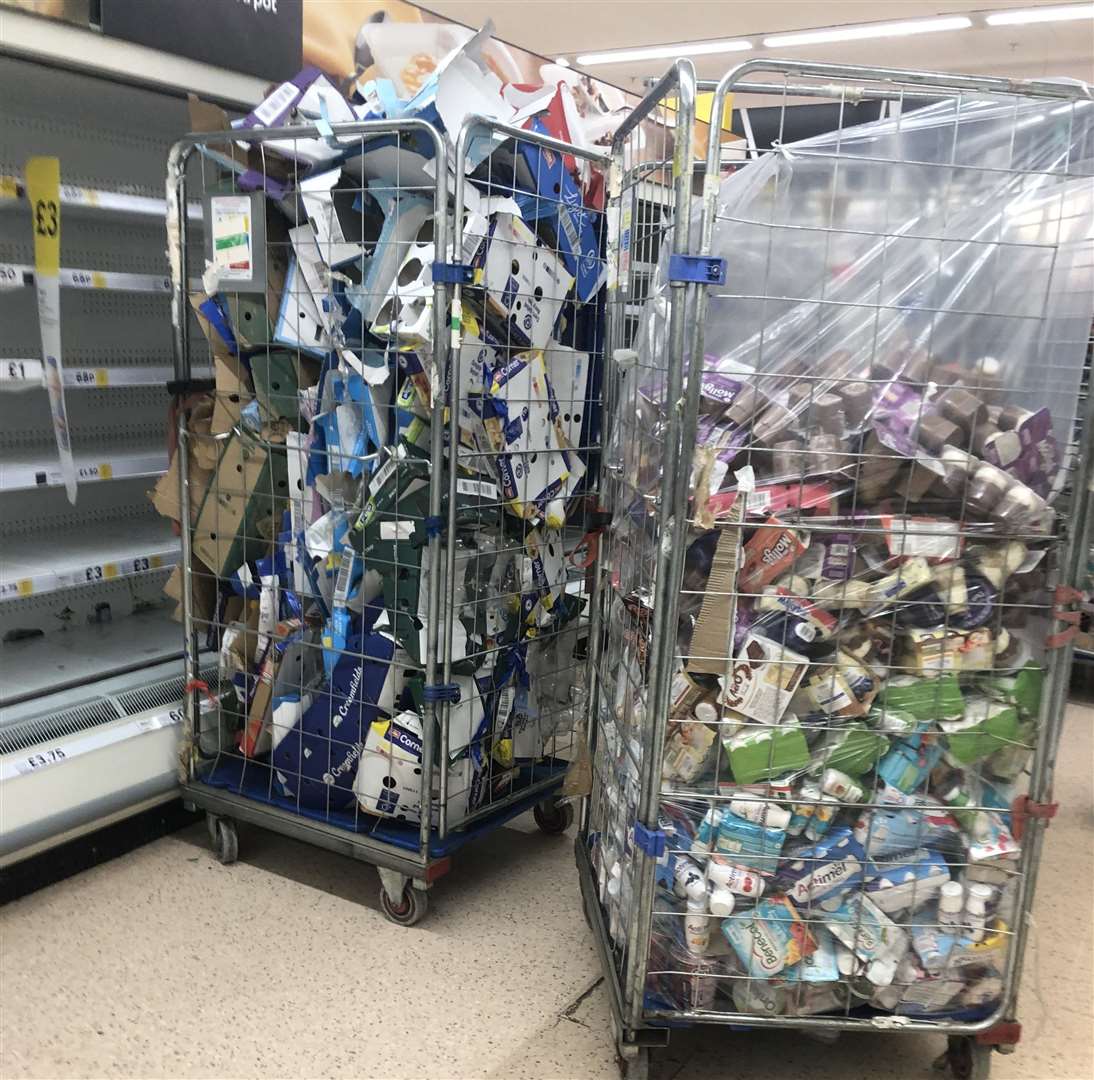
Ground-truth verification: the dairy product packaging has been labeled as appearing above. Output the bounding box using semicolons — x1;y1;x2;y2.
615;88;1094;1022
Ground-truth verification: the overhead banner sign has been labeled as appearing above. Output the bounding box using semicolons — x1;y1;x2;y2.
99;0;303;83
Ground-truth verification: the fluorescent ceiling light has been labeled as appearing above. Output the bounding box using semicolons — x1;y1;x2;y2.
575;39;751;66
985;4;1093;26
763;15;972;48
553;56;571;67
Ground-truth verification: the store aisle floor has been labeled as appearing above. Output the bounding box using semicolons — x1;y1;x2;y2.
2;702;1091;1080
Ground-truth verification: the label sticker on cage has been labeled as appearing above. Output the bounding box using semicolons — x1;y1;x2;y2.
209;195;254;282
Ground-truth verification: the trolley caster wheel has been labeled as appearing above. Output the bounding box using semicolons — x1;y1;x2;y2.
379;884;428;927
534;798;574;835
942;1037;992;1080
207;815;238;865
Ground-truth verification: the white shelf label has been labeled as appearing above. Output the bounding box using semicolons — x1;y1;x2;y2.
0;700;203;782
0;263;171;294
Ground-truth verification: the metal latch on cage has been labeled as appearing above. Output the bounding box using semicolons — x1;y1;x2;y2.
668;254;727;285
431;262;474;285
1046;584;1084;648
1010;795;1059;841
633;822;667;858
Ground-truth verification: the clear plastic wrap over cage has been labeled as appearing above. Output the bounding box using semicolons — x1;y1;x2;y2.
628;96;1094;503
591;86;1094;1025
640;798;1021;1019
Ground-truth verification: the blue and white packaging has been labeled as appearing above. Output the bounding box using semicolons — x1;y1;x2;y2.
776;827;866;906
820;892;908;982
876;726;945;794
476;213;574;349
354;708;426;819
721;897;814;978
865;847;951;914
853;802;961;858
483;351;585;525
714;809;786;877
782;924;841;984
271;628;397;810
909;908;959;974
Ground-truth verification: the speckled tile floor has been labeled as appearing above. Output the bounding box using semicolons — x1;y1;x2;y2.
2;702;1091;1080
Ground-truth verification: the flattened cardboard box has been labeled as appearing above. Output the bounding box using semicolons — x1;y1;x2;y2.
192;435;286;577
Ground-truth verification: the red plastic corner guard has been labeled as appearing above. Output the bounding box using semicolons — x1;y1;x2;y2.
425;856;452;883
977;1021;1022;1047
1047;584;1084;648
1010;794;1059;841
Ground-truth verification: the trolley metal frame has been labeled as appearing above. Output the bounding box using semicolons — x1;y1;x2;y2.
167;111;609;922
578;58;1094;1077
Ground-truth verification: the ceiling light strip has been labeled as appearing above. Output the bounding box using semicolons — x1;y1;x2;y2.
763;15;972;49
985;4;1094;26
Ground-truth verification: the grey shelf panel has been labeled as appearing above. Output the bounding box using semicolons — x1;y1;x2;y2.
0;609;184;704
0;517;179;600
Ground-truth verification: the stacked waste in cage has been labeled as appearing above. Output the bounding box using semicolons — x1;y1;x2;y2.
634;354;1061;1017
597;86;1094;1020
164;28;609;829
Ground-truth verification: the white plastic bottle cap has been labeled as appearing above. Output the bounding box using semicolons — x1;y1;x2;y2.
708;886;735;917
967;883;994;911
939;880;964;914
694;701;719;724
707;859;732;887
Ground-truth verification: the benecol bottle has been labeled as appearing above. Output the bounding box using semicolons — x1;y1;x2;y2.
938;880;965;932
965;883;994;942
673;855;707;901
730;797;792;832
685;896;711;955
708;856;766;898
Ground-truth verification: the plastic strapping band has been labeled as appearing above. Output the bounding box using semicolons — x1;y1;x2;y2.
633;822;667;858
423;682;461;703
668;254;727;286
424;514;445;538
432;262;474;284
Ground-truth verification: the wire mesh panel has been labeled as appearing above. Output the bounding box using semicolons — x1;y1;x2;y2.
579;58;701;1036
582;58;1094;1071
166;67;609;920
441;117;609;837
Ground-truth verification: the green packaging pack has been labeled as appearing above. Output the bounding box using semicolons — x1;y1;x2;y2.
980;661;1044;719
724;722;811;785
878;673;964;722
809;722;890;777
940;697;1020;765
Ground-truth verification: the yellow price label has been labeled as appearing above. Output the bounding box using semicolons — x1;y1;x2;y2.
150;555;163;569
17;579;33;597
0;175;18;199
103;563;118;579
94;368;109;387
98;462;113;480
25;157;61;277
91;271;107;289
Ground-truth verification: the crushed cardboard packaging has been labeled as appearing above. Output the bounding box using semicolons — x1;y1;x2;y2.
159;22;607;832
